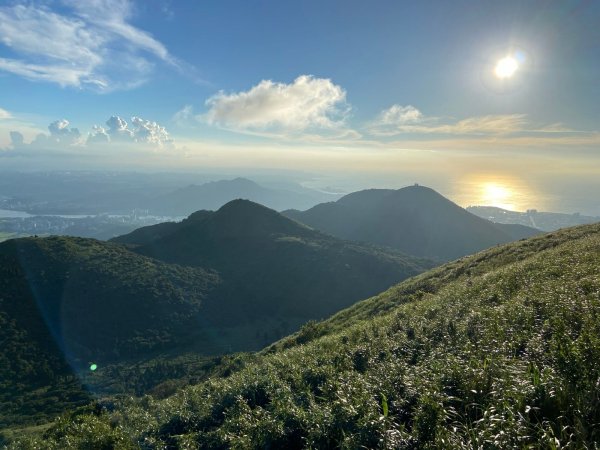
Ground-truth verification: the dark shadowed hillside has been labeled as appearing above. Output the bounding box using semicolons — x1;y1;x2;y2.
284;185;540;260
117;199;433;334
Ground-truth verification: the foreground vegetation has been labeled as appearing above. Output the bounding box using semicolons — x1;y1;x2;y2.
6;223;600;448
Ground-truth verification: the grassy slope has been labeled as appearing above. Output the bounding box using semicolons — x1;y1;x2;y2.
11;223;600;448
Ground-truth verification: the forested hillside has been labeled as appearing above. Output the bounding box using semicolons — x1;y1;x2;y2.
117;199;432;333
0;236;219;428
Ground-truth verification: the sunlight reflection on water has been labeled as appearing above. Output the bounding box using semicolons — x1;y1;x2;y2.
449;174;552;212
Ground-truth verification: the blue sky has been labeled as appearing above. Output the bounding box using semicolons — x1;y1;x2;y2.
0;0;599;212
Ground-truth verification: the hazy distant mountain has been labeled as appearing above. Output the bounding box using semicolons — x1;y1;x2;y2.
0;171;198;215
0;172;341;217
467;205;600;232
147;177;342;216
284;185;540;261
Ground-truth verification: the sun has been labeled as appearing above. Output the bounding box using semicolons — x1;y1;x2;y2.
494;56;519;79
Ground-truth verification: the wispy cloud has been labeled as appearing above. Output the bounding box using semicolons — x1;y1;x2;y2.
0;107;12;120
0;1;177;90
63;0;173;64
366;104;583;138
404;114;528;135
171;105;195;127
203;75;351;136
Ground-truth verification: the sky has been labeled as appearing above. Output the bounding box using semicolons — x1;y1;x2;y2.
0;0;599;213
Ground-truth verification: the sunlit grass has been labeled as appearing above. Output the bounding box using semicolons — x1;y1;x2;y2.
0;232;18;243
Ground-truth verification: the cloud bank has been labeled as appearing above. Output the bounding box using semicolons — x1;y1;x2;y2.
203;75;349;133
6;116;172;155
0;0;176;90
88;116;172;146
7;119;84;152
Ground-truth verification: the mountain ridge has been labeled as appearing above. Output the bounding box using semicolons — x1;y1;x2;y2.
284;185;540;260
124;200;433;322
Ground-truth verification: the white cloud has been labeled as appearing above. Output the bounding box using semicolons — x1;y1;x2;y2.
32;119;83;147
130;116;171;145
0;58;106;88
88;116;172;147
0;1;176;90
5;119;83;151
87;125;110;144
104;115;134;141
375;105;423;126
0;107;11;119
203;75;349;132
64;0;173;64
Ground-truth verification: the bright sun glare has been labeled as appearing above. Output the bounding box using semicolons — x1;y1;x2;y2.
481;182;515;210
494;56;519;79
